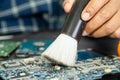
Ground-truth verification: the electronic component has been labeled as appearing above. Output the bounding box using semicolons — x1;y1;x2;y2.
0;41;20;57
77;49;104;60
0;50;120;80
15;39;52;57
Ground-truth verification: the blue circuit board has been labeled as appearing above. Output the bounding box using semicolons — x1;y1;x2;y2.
77;49;104;60
15;39;52;57
0;50;120;80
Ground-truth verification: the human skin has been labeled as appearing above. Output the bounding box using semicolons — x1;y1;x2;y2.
63;0;120;38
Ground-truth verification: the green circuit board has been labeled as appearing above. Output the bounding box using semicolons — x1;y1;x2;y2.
0;41;20;57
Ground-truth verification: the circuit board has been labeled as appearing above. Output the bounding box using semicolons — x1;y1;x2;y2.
15;39;52;57
0;51;120;80
0;41;20;57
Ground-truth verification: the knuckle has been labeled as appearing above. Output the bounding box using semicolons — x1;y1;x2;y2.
99;10;111;20
113;31;120;38
87;6;96;13
104;26;114;34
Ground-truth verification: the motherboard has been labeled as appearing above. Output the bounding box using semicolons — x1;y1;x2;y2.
0;51;120;80
0;41;20;57
15;39;52;57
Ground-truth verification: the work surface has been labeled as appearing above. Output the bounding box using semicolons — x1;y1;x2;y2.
0;31;120;80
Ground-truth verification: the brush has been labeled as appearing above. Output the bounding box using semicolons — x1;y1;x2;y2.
42;0;89;66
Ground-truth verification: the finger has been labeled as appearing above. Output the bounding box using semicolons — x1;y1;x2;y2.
85;0;119;35
63;0;75;13
110;27;120;38
91;10;120;38
81;0;109;21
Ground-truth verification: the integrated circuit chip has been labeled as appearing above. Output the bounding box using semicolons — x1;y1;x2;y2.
0;50;120;80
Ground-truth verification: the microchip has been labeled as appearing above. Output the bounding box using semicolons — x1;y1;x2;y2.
15;39;52;57
0;50;120;80
0;41;20;57
3;61;22;68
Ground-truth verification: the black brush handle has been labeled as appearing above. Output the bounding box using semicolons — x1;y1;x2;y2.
62;0;89;42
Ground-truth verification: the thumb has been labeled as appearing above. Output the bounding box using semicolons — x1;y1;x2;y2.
63;0;75;13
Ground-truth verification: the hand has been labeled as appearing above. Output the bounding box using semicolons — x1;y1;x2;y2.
63;0;120;38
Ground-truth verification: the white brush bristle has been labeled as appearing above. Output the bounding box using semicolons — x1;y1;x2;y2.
42;33;77;66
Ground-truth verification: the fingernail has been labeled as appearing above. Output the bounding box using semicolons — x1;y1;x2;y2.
64;3;71;10
82;12;90;21
82;31;88;36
